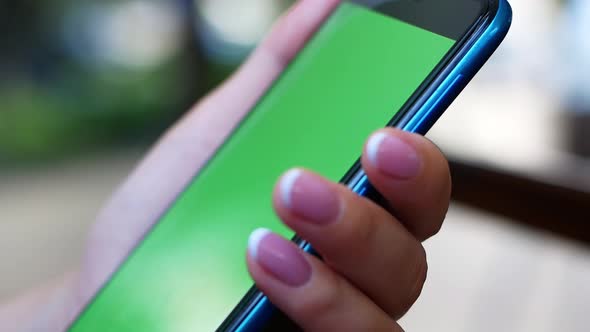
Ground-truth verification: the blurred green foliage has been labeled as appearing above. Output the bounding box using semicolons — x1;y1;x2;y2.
0;56;203;162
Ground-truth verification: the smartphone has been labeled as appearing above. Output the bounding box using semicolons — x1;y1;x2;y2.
68;0;511;331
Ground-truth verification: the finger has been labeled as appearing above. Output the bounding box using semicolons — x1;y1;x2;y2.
82;0;340;303
195;0;341;123
247;230;403;332
362;129;452;241
272;169;427;319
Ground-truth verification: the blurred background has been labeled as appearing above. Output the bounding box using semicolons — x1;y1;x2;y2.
1;0;589;331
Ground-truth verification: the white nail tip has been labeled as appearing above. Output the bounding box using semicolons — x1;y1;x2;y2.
280;169;302;208
248;228;272;259
367;132;387;166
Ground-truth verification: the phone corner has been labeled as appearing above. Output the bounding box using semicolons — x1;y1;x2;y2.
493;0;513;39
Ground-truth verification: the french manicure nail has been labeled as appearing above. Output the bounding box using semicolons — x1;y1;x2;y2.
248;229;312;287
280;169;341;225
367;132;421;179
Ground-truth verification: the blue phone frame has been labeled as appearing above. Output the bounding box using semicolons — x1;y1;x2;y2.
220;0;512;331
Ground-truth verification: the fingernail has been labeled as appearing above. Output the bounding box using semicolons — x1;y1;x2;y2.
280;169;341;225
367;132;421;179
248;229;312;287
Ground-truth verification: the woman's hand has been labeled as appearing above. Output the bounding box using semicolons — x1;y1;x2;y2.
247;125;450;331
1;1;450;330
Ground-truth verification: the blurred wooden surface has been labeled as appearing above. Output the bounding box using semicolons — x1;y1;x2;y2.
450;159;590;246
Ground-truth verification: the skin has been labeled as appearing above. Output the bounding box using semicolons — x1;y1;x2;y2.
0;0;451;330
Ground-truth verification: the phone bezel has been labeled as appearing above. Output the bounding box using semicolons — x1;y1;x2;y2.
366;0;489;40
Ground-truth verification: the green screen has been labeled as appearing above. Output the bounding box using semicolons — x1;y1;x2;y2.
70;3;454;331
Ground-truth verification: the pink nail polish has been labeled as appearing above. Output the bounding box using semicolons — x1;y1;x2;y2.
367;132;421;179
280;169;341;225
249;229;312;287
